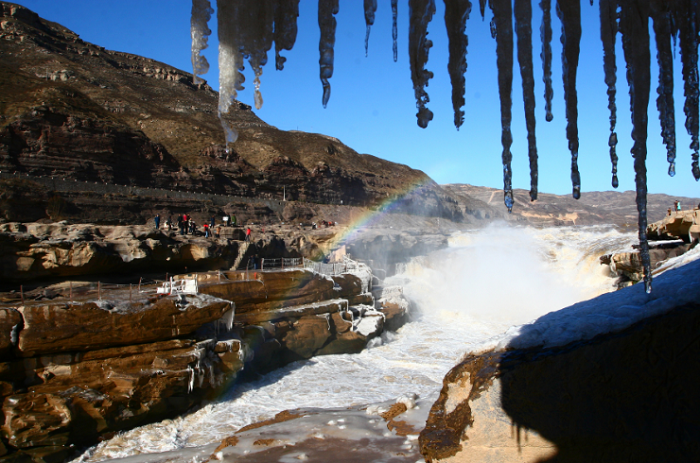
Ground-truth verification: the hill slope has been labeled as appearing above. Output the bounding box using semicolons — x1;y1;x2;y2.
0;2;461;220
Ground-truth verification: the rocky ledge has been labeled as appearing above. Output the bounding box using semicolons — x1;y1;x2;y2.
419;258;700;463
0;260;411;462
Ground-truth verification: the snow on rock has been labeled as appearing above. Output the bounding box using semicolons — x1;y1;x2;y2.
475;255;700;354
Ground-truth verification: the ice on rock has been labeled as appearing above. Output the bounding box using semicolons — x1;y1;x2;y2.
556;0;582;200
191;0;214;85
599;0;619;188
364;0;377;57
488;0;514;212
409;0;436;128
444;0;471;131
514;0;539;201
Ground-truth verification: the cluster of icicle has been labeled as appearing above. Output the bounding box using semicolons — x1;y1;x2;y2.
191;0;700;293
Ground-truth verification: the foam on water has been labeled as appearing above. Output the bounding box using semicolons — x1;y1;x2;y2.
74;224;634;462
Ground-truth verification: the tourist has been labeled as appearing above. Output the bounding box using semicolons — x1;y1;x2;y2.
210;215;216;228
189;218;196;235
223;215;229;227
232;214;237;226
154;214;160;230
677;201;682;211
203;223;210;238
245;227;251;242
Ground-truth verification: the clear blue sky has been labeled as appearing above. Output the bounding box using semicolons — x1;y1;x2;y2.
13;0;700;198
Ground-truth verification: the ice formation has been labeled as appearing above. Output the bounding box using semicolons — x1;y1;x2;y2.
192;1;700;289
190;0;214;85
318;0;339;108
364;0;377;57
444;0;471;130
409;0;436;128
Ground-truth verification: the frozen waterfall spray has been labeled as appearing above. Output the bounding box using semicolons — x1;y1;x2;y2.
191;1;700;292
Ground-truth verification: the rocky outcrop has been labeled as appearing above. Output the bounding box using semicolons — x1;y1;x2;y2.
419;259;700;463
647;207;700;243
0;259;411;462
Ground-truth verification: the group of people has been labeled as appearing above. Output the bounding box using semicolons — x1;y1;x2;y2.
153;213;247;240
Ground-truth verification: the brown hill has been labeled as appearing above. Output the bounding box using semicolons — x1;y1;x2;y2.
0;2;462;221
444;184;700;228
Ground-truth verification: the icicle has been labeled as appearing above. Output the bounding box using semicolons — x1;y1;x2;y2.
650;0;677;178
444;0;471;130
191;0;214;85
514;0;539;201
409;0;436;128
556;0;581;199
540;0;554;122
675;0;700;180
274;0;300;71
600;0;619;187
365;0;378;57
479;0;487;19
319;0;339;108
216;0;242;146
489;0;514;212
619;0;652;293
392;0;398;62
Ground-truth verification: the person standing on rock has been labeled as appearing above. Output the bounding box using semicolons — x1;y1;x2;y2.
245;227;251;242
232;214;237;226
154;214;160;230
210;215;216;228
223;215;229;227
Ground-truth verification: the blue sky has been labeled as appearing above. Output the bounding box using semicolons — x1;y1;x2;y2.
14;0;700;198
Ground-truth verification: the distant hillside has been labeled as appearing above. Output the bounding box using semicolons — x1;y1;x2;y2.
0;2;461;221
444;184;700;228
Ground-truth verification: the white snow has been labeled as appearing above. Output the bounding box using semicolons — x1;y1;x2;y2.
477;252;700;354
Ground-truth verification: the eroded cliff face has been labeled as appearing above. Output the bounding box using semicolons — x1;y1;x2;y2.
0;262;411;462
0;2;463;221
419;261;700;463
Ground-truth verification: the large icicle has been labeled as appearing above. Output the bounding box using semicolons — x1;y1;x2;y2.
392;0;398;62
191;0;214;85
319;0;339;108
216;0;244;146
556;0;582;199
650;0;677;177
479;0;487;19
514;0;539;201
619;0;652;293
540;0;554;122
489;0;514;212
599;0;619;187
273;0;300;70
364;0;378;57
444;0;471;130
409;0;436;128
675;0;700;180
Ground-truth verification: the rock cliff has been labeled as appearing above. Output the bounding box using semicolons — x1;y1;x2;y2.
0;260;411;462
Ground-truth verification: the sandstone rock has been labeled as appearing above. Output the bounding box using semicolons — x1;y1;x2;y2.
199;270;335;313
2;393;72;449
0;309;20;357
15;296;231;357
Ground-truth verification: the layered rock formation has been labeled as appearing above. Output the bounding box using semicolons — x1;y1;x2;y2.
0;260;411;461
0;2;462;223
419;259;700;463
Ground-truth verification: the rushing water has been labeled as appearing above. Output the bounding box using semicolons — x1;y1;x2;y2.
75;223;637;462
